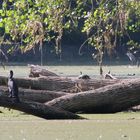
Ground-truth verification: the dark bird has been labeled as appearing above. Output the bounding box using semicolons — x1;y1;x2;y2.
78;71;90;79
127;73;135;76
8;70;19;102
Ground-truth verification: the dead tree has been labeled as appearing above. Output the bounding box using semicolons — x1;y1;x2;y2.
46;78;140;113
28;64;59;77
0;76;121;92
0;91;83;120
0;86;71;103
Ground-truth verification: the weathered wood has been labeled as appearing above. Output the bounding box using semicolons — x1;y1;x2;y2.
28;64;59;77
46;78;140;113
0;76;75;91
0;75;121;92
0;86;71;103
0;91;83;120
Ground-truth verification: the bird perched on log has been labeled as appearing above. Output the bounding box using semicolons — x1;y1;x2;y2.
78;71;90;79
104;71;117;80
8;70;19;102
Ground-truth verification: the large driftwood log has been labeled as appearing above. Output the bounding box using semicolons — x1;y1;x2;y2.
0;86;71;103
0;76;75;91
46;78;140;113
0;75;121;92
0;91;83;120
28;64;59;77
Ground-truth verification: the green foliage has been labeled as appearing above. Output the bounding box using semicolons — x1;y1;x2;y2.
0;0;140;66
127;40;140;49
79;0;140;74
0;0;78;54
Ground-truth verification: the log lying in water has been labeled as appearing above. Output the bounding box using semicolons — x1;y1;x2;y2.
0;91;83;120
0;75;121;92
0;76;75;91
28;64;59;77
0;86;71;103
46;78;140;113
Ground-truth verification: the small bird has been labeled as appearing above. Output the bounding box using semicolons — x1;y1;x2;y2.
78;71;90;79
104;71;117;80
127;73;135;76
8;70;19;102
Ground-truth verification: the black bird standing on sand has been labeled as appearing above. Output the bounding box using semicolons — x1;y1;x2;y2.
8;70;19;102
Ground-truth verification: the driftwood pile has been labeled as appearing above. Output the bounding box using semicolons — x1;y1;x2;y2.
0;64;140;119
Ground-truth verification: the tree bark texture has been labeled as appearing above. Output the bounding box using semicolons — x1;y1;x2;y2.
28;64;59;77
46;78;140;113
0;86;71;103
0;76;121;92
0;91;83;120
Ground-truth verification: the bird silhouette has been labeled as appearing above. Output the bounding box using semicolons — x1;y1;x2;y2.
104;71;117;79
78;71;90;79
8;70;19;102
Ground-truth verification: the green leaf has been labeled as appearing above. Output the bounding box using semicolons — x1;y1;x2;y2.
0;22;3;27
94;10;98;17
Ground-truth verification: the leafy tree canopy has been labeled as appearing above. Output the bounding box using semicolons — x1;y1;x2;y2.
0;0;140;70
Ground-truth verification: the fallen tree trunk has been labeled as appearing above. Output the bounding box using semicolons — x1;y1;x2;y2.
0;86;71;103
0;76;75;91
46;78;140;113
28;64;59;77
0;75;121;92
0;92;83;120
